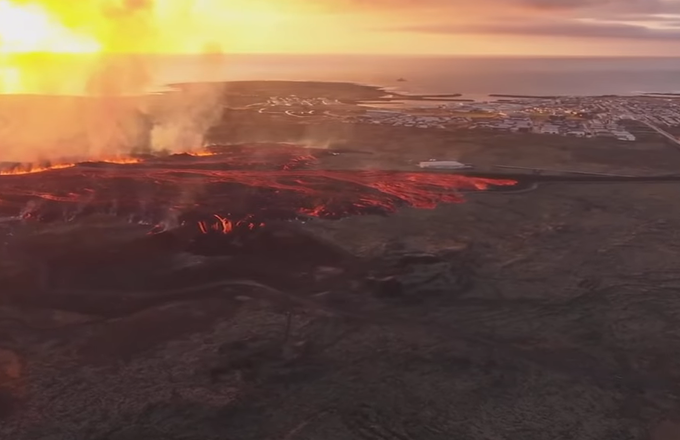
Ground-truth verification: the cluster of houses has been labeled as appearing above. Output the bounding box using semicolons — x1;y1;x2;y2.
338;101;642;141
586;118;637;141
253;93;680;143
616;99;680;127
349;109;471;129
470;114;636;141
472;116;534;133
264;96;340;107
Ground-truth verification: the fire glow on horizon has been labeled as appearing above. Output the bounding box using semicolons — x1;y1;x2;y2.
0;157;142;176
0;0;233;165
0;0;296;94
0;0;290;54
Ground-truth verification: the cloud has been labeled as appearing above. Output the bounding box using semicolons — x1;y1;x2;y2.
398;19;680;40
518;0;658;11
330;0;680;12
331;0;680;18
355;0;680;41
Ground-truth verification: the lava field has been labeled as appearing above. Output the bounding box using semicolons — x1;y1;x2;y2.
0;144;518;233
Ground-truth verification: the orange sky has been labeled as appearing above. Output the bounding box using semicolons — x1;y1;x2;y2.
1;0;680;56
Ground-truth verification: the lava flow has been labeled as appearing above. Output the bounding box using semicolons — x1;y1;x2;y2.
0;157;142;176
198;215;264;234
0;144;517;232
0;163;76;176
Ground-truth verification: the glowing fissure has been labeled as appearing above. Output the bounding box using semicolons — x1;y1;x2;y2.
0;157;142;176
0;145;517;231
0;163;76;176
197;214;265;235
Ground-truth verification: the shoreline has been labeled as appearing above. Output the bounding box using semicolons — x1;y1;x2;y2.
2;79;678;102
168;80;465;101
489;93;558;100
167;81;678;102
643;92;680;96
166;80;647;103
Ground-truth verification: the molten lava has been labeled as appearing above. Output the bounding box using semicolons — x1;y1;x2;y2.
188;151;219;158
99;158;143;165
0;158;142;176
0;144;517;231
0;162;76;176
197;214;265;235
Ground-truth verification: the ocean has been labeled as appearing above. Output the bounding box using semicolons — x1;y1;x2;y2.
149;54;680;98
3;54;680;98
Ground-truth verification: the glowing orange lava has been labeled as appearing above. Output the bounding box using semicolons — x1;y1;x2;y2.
0;157;142;176
98;158;142;165
197;215;265;235
0;145;519;230
0;163;76;176
188;151;219;157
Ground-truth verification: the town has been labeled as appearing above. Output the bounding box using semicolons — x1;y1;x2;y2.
246;93;680;145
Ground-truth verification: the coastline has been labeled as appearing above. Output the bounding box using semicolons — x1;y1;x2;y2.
643;92;680;96
3;79;679;107
177;81;679;102
489;93;558;100
166;80;466;103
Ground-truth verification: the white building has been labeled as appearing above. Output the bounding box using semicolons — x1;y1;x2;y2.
567;131;587;137
419;160;471;170
612;130;636;141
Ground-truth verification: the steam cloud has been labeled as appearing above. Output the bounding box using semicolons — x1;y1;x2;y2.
0;0;224;164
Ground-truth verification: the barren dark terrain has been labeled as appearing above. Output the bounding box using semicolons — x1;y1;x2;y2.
3;82;680;440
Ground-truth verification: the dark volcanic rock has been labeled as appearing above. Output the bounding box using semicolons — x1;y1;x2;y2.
368;248;474;301
0;348;22;421
0;388;20;421
367;276;404;298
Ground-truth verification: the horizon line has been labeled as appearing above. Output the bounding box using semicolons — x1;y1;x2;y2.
4;52;680;59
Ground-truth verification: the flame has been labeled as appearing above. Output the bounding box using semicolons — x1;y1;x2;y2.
98;157;142;165
0;162;75;176
197;214;265;235
188;151;219;157
0;156;141;175
213;215;233;233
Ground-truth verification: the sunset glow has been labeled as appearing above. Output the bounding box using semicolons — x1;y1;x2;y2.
0;0;301;94
0;1;101;54
1;0;679;94
1;0;679;59
0;0;300;56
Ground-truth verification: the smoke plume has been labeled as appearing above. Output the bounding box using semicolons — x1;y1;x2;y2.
0;0;224;164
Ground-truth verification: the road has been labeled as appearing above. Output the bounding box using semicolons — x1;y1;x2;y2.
641;120;680;148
